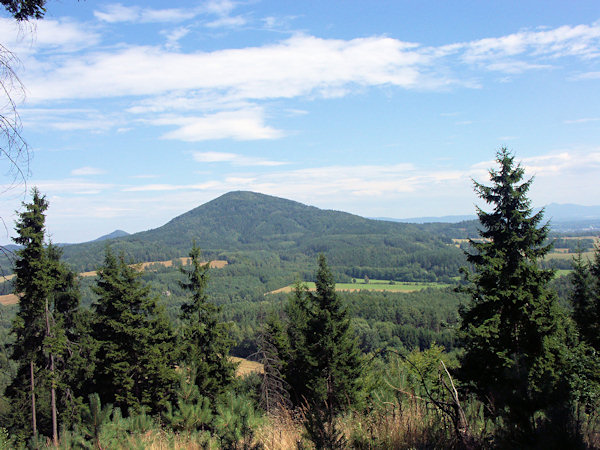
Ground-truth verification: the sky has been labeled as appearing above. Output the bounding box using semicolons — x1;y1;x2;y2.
0;0;599;244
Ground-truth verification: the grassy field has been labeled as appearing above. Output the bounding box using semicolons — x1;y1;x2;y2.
269;279;453;294
545;251;594;261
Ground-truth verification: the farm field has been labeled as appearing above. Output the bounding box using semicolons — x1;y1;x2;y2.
268;279;453;294
545;251;594;261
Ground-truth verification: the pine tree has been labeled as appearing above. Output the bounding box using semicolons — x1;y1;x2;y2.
458;148;569;439
91;248;177;415
179;244;235;402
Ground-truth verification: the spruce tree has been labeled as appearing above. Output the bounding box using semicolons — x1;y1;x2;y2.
286;255;362;413
458;148;569;439
91;248;177;415
179;244;235;402
4;189;83;443
5;188;51;441
46;244;90;430
570;250;598;349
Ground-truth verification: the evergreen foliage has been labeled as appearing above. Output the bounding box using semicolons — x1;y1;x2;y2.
285;255;362;414
3;188;84;443
90;248;177;415
163;367;213;433
179;243;236;401
5;188;52;441
570;250;598;349
458;149;570;440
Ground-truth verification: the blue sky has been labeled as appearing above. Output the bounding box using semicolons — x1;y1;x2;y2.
0;0;599;244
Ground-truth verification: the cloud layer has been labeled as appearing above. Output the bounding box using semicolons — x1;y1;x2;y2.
3;15;597;142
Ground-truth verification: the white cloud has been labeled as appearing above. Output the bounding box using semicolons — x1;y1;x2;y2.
122;182;220;192
571;71;600;80
206;15;246;28
564;117;600;124
462;23;600;66
155;109;284;141
94;4;197;24
162;26;190;50
94;1;239;25
22;22;600;107
22;179;114;195
7;19;600;145
21;107;119;132
0;17;100;54
192;151;286;166
71;166;106;176
23;35;431;103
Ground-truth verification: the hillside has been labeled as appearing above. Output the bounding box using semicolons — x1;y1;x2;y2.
58;191;465;282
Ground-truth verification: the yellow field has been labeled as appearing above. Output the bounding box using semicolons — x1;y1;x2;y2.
0;293;19;306
0;259;228;305
268;280;450;295
545;251;594;261
231;356;264;376
79;258;228;277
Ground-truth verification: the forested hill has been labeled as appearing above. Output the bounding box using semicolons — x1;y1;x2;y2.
57;191;465;281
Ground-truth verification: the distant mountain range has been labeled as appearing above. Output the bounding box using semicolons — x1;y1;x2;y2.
378;203;600;232
373;215;476;224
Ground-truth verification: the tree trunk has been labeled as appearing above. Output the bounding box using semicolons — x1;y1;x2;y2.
30;360;36;437
46;299;58;446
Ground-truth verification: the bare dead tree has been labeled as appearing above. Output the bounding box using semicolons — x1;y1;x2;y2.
252;324;292;415
386;349;475;449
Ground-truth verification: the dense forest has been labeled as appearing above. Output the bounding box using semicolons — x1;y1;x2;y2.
1;149;600;448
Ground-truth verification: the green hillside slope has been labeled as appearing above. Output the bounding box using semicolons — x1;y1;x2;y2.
54;191;465;281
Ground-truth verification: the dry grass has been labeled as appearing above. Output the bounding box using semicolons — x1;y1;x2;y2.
0;293;18;306
1;260;229;306
255;410;304;450
545;251;594;261
80;259;228;278
231;356;264;376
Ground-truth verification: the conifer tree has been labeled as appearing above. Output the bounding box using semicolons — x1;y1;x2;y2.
284;281;311;406
91;248;177;415
570;250;598;349
5;188;51;441
4;189;83;444
179;244;235;402
255;312;292;413
286;256;362;413
458;148;569;439
46;244;90;429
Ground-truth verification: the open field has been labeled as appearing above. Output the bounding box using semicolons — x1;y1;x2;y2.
268;279;453;295
75;259;226;278
545;251;594;261
0;294;18;306
0;259;228;305
231;356;264;376
2;258;228;281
